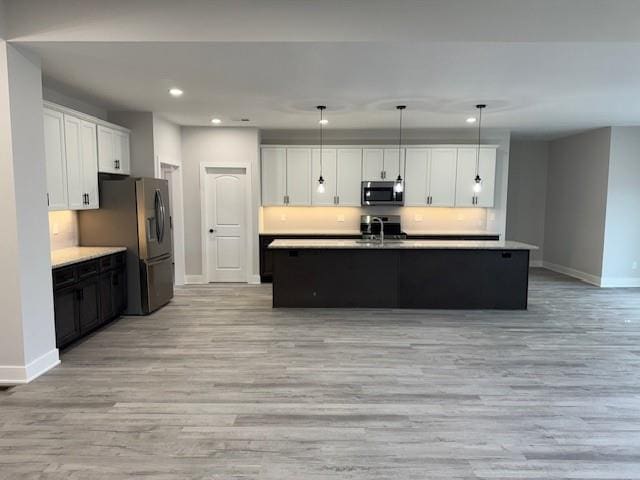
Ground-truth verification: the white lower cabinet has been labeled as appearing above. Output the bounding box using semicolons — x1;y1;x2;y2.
455;147;497;207
336;148;362;206
65;114;99;210
44;108;69;211
98;125;130;175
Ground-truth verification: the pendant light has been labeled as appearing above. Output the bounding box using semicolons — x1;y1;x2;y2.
316;105;326;193
473;104;486;194
394;105;406;193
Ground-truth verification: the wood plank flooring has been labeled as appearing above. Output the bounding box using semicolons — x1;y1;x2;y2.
2;269;640;479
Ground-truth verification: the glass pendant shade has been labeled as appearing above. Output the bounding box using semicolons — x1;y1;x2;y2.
473;174;482;193
394;175;404;193
317;176;325;193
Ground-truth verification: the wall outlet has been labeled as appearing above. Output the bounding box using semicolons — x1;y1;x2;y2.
280;214;287;221
414;214;423;222
633;261;638;270
52;223;59;235
337;215;345;222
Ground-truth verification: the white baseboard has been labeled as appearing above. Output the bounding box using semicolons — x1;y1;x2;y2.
0;348;60;386
184;274;205;284
599;277;640;288
542;261;601;286
248;274;261;285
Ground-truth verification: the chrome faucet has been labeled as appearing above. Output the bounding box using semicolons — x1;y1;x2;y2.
371;216;384;244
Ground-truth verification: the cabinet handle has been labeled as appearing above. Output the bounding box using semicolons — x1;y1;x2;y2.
114;159;120;169
86;193;90;205
47;193;50;206
336;195;339;204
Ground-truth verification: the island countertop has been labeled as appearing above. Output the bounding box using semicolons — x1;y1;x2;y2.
268;239;538;250
51;246;127;269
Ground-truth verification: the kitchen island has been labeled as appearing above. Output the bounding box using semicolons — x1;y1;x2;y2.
269;239;538;309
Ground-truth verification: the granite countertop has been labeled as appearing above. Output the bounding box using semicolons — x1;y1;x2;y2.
260;231;499;236
51;246;127;268
268;239;538;250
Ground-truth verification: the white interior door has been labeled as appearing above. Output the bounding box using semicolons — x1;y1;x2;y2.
206;167;247;282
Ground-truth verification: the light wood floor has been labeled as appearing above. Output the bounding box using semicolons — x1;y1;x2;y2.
2;269;640;479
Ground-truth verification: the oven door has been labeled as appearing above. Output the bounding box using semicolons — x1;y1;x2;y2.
361;181;404;206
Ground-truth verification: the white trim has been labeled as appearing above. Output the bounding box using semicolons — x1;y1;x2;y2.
159;162;186;286
184;274;205;284
542;261;601;286
600;277;640;288
43;101;130;133
200;160;254;284
0;348;60;385
248;274;261;285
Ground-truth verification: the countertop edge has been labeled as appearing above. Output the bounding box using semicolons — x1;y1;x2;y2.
51;247;127;269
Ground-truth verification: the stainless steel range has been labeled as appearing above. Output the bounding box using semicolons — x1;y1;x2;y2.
360;215;407;241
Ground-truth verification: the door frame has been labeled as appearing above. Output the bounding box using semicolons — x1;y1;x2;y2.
199;161;254;283
160;162;186;286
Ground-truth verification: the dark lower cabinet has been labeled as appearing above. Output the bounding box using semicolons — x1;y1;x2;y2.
53;252;127;349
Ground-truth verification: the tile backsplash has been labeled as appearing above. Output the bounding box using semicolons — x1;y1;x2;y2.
48;210;79;250
260;206;489;234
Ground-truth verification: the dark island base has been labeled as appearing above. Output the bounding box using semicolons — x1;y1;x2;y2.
272;248;530;309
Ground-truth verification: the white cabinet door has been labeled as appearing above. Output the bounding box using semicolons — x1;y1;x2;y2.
383;148;405;181
404;149;429;206
455;147;496;207
64;115;84;210
336;148;362;206
43;108;68;210
261;147;286;205
311;148;337;205
454;148;478;207
65;115;100;210
362;149;384;181
114;130;130;175
286;148;311;205
97;125;116;174
429;148;457;207
81;120;99;209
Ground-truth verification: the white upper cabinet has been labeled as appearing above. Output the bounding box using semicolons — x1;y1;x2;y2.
311;148;337;206
455;147;497;207
43;108;68;211
429;148;457;207
404;148;429;206
362;149;384;181
285;148;311;205
336;148;362;206
64;114;99;210
261;147;286;205
98;125;130;175
383;148;405;181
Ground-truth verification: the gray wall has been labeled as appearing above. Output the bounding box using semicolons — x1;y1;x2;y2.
181;127;260;278
601;127;640;284
506;140;549;264
544;128;611;279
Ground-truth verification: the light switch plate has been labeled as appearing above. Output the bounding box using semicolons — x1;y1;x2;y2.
52;223;59;235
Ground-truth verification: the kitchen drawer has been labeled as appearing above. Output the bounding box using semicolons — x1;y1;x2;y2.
99;255;115;271
53;266;77;290
77;260;99;279
114;252;126;267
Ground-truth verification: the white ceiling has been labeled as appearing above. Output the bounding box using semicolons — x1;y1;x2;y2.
7;0;640;138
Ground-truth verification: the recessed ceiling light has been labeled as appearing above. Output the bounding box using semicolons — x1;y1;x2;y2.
466;117;477;124
168;88;183;97
318;119;329;125
211;118;222;124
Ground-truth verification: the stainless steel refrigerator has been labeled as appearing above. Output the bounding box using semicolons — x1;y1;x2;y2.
78;177;173;315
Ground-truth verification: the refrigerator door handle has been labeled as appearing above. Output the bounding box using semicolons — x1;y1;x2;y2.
159;190;167;242
154;189;164;243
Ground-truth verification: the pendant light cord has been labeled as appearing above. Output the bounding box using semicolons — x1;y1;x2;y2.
319;108;324;177
476;105;483;177
398;107;403;175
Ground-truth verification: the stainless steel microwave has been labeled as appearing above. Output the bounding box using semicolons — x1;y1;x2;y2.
361;181;404;206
